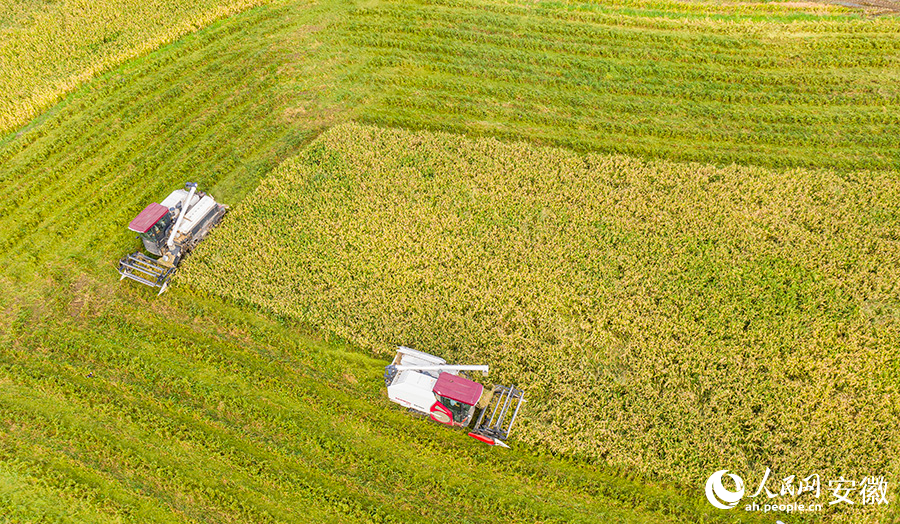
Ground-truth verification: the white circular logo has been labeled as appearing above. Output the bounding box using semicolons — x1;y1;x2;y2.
705;470;745;510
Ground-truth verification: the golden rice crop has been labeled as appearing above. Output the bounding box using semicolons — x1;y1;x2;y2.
0;0;269;134
182;123;900;517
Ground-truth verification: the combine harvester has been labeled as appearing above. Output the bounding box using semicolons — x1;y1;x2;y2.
118;182;227;294
384;346;525;447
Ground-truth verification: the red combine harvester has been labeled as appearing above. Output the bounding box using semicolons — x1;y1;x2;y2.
384;346;525;447
118;182;227;294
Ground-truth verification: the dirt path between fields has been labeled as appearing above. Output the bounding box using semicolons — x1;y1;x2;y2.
825;0;900;14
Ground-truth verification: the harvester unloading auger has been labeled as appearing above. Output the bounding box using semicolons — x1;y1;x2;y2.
384;346;525;447
118;182;227;294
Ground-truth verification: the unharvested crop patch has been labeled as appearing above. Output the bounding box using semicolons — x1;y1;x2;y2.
183;123;900;520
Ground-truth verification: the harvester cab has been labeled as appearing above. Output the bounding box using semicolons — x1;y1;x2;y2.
129;203;173;257
118;182;227;294
384;346;525;447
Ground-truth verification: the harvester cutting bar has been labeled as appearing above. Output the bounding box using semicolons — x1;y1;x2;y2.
472;385;525;442
118;252;174;295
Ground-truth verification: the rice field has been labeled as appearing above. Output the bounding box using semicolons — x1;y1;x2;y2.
3;0;900;171
0;0;270;133
5;273;739;523
182;122;900;523
1;0;899;521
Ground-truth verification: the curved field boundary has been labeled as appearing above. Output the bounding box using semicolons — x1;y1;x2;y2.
0;0;273;134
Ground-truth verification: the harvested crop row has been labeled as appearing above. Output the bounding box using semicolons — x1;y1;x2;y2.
343;0;900;171
1;269;719;524
182;123;900;522
0;0;272;133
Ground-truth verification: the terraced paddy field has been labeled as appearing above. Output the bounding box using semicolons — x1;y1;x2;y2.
1;0;899;522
